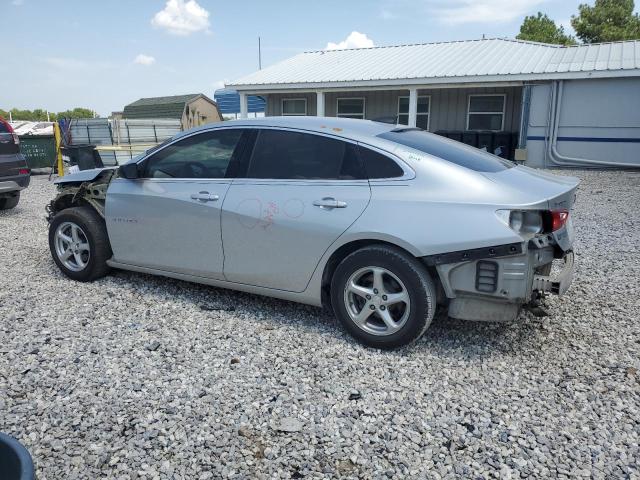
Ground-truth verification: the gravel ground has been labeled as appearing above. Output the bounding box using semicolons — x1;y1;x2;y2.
1;171;639;479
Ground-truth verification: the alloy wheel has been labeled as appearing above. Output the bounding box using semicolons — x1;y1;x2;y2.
343;266;411;336
54;221;91;272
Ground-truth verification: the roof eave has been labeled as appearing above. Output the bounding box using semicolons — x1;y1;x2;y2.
229;69;640;92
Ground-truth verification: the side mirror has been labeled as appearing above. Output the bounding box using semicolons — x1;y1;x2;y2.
119;162;139;179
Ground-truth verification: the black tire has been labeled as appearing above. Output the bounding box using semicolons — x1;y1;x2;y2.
0;192;20;210
331;245;437;349
48;206;112;281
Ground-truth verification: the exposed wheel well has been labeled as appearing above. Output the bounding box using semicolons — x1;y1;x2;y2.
320;240;444;312
49;194;92;215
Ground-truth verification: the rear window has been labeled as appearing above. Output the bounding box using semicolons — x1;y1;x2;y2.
0;122;9;133
377;129;513;172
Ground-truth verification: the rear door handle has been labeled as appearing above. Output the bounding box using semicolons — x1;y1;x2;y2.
190;191;219;202
313;197;347;209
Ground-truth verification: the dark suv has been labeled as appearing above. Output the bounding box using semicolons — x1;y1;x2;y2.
0;117;30;210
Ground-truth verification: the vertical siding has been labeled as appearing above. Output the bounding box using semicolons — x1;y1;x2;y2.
527;78;640;168
265;86;523;132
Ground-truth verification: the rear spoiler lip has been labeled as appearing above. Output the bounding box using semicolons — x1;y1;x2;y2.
547;181;579;211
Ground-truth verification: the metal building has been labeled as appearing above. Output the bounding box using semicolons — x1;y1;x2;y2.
213;88;265;118
123;94;222;130
228;38;640;168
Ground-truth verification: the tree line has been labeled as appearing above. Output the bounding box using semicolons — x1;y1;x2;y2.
0;107;97;122
517;0;640;45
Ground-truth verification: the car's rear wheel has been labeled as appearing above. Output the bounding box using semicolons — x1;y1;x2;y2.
49;206;112;281
0;192;20;210
331;245;436;349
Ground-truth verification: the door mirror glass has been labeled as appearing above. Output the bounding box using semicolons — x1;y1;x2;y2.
119;162;139;179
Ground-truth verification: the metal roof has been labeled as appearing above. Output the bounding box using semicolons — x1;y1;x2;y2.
123;94;215;119
229;38;640;91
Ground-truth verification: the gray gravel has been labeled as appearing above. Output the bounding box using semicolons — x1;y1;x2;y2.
1;171;639;479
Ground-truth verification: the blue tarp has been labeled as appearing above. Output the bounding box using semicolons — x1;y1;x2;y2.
214;88;266;114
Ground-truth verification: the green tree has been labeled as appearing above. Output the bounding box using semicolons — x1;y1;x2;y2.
571;0;640;43
0;107;97;121
56;107;96;119
517;12;577;45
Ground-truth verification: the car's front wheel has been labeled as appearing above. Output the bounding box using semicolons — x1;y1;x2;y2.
49;206;112;281
331;245;437;349
0;192;20;210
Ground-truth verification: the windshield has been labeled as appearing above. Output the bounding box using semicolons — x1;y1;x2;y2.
378;129;514;173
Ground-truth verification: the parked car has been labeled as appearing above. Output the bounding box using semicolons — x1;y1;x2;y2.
46;117;578;348
0;117;30;210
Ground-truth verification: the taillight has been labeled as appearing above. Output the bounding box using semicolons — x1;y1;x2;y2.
550;210;569;231
19;168;30;175
0;118;19;145
496;210;544;237
498;209;570;237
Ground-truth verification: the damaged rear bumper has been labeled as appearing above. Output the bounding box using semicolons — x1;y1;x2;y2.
532;251;574;296
426;231;575;322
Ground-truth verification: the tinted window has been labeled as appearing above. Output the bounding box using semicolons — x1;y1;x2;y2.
337;98;365;119
358;147;404;179
377;129;513;172
247;130;364;180
143;129;243;179
282;99;307;115
0;122;9;133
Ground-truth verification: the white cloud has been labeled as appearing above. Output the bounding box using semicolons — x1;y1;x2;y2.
151;0;210;36
326;31;375;51
212;79;228;90
134;54;156;66
429;0;547;25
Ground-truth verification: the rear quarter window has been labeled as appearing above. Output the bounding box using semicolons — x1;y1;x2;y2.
358;146;405;179
377;129;513;172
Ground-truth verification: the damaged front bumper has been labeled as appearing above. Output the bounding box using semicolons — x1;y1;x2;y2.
426;224;575;322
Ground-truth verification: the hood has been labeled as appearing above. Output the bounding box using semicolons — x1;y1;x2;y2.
484;165;580;210
54;167;116;185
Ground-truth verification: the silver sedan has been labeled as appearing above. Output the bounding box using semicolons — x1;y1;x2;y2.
47;117;578;348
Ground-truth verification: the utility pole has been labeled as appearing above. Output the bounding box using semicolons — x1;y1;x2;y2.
258;36;262;70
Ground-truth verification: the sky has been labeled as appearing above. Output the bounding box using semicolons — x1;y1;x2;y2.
1;0;631;116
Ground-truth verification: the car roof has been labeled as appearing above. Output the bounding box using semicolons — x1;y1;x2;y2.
177;116;398;144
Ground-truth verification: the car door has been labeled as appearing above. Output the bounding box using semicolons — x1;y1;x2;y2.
221;128;371;292
105;128;247;279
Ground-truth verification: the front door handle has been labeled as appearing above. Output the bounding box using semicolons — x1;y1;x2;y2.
313;197;348;209
190;191;219;202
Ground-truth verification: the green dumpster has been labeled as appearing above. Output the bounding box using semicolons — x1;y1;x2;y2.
19;135;56;169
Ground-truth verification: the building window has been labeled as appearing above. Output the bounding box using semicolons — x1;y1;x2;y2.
337;98;365;119
282;98;307;116
397;96;430;130
467;94;505;131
